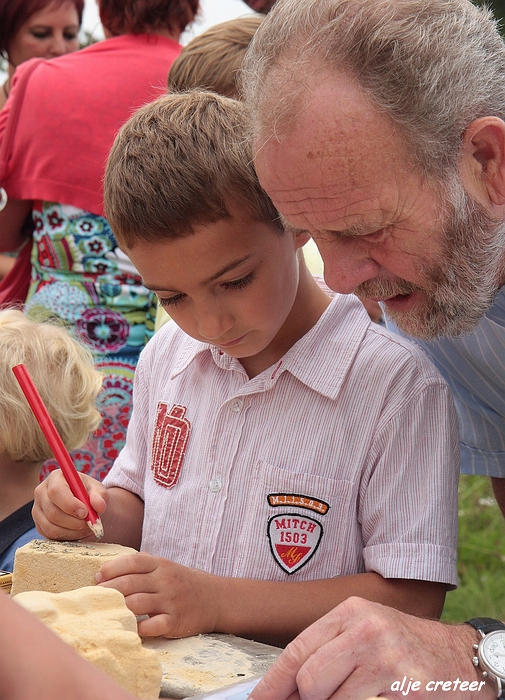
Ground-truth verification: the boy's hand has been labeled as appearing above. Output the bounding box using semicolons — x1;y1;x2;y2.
96;552;220;638
32;470;108;541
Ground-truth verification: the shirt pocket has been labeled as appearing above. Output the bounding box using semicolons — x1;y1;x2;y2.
230;459;358;580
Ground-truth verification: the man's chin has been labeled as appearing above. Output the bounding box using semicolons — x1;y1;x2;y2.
383;301;482;340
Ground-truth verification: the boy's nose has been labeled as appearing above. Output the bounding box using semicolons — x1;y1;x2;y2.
315;236;382;294
196;310;234;341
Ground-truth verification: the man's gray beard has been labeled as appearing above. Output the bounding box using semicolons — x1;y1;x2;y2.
355;186;505;340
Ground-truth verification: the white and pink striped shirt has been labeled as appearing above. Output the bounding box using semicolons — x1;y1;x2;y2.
105;294;459;586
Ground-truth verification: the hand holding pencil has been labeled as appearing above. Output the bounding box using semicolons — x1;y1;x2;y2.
12;363;104;539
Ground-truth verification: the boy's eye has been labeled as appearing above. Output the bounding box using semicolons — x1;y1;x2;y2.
158;294;185;309
31;31;51;39
64;32;78;40
222;272;256;291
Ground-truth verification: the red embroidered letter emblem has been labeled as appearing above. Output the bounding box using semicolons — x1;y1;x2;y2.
151;403;191;488
267;513;323;575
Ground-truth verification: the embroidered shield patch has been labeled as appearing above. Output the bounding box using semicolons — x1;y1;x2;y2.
267;513;323;575
151;403;190;489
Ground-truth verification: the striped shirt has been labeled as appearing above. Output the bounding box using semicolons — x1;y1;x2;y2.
390;287;505;477
105;294;459;586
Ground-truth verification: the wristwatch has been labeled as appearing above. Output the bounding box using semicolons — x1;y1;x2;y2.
466;618;505;698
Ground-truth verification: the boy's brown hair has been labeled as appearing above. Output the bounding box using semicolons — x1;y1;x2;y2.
104;89;282;248
168;15;264;98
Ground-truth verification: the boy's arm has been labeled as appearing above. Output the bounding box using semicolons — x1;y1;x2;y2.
0;198;32;252
32;347;151;548
209;573;446;647
32;471;143;549
97;553;446;647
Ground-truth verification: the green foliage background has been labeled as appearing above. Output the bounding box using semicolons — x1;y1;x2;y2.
442;476;505;622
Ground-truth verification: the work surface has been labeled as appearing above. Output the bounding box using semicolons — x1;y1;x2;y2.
143;633;281;699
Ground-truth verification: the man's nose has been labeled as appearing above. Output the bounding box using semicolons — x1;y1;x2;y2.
315;236;381;294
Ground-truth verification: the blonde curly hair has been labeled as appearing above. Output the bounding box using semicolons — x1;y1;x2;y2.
0;309;103;462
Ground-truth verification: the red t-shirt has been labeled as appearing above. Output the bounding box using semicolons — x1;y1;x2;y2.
0;33;181;216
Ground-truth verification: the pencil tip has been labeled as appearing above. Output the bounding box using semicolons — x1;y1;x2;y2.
88;518;104;540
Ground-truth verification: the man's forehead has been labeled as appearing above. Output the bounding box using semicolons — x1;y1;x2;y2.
255;129;398;229
255;80;399;178
272;185;390;234
253;73;410;231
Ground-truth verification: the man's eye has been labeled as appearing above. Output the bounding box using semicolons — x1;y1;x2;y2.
363;229;388;243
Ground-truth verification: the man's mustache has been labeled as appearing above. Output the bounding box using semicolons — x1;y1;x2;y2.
355;276;421;300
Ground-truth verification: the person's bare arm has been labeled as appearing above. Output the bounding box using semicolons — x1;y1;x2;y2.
32;469;144;550
0;198;32;252
97;552;446;647
202;572;445;646
0;592;140;700
248;597;495;700
0;253;15;279
491;477;505;518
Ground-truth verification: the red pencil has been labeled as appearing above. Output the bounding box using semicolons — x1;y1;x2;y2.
12;363;104;539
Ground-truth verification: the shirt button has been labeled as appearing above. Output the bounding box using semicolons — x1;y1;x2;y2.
230;398;243;412
209;477;222;492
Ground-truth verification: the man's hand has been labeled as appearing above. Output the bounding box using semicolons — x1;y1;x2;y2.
249;597;495;700
96;552;220;638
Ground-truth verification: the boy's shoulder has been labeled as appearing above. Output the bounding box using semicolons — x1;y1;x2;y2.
357;313;451;391
312;295;449;389
140;319;208;373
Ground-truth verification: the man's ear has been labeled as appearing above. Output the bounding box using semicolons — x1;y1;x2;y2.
460;117;505;209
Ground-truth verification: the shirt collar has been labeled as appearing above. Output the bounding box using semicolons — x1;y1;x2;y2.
170;295;370;399
272;295;370;400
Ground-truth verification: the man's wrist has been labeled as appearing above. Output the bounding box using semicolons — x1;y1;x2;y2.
452;623;499;699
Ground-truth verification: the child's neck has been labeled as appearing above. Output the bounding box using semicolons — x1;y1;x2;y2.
0;456;42;522
240;256;331;379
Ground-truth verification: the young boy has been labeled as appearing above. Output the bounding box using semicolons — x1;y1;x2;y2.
165;13;382;325
34;91;459;647
0;308;103;572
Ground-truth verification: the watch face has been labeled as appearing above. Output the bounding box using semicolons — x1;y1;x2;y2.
481;631;505;677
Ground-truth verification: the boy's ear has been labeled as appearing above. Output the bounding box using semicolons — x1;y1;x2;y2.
460;116;505;211
294;231;311;249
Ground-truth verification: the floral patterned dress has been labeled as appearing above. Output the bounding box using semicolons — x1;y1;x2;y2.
26;201;156;480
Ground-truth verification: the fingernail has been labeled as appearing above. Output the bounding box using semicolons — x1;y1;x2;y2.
95;572;103;583
76;508;86;518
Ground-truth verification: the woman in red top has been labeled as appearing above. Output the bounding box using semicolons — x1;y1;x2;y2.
0;0;199;480
0;0;84;282
0;0;84;109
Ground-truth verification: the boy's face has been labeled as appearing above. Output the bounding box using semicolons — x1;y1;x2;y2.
124;207;310;372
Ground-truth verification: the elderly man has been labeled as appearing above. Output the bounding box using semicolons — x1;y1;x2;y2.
241;0;505;697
